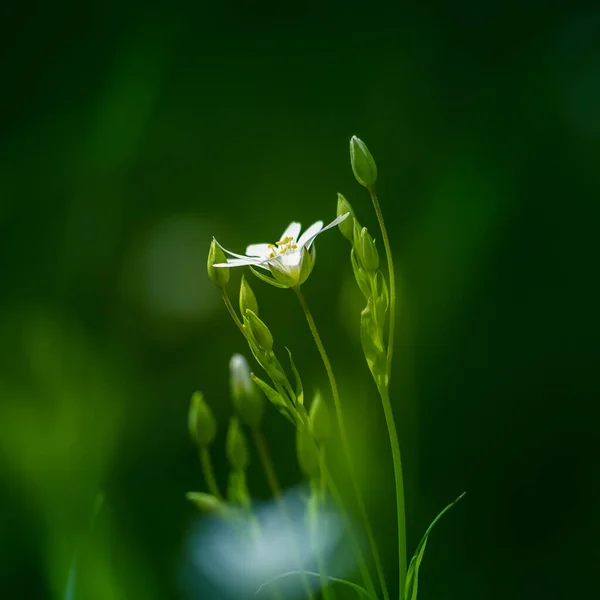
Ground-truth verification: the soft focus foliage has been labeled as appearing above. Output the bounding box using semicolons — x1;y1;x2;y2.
1;2;598;599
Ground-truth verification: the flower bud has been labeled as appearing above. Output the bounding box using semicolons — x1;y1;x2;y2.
244;310;274;351
296;427;321;479
337;193;355;242
207;239;230;288
359;227;379;272
226;417;249;472
239;275;259;316
188;391;217;447
227;470;251;507
350;136;377;188
229;354;265;428
185;492;226;515
309;390;331;443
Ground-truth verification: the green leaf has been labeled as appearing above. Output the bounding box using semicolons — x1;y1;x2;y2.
249;266;289;288
360;298;386;387
351;247;371;299
405;492;466;600
251;373;295;425
256;570;376;599
286;347;304;405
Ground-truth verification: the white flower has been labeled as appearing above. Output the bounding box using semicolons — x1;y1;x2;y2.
213;213;350;288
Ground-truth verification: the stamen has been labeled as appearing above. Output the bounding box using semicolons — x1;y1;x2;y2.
269;252;276;258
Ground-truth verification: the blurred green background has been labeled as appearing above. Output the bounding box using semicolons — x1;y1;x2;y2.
1;1;599;599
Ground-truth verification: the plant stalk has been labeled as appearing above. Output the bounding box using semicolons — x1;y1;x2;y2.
294;286;389;600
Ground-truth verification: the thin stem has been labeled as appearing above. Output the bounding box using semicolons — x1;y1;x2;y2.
368;188;395;383
315;451;335;600
367;187;407;599
199;447;223;501
252;428;281;496
221;289;245;335
377;384;406;599
294;287;389;600
321;461;378;600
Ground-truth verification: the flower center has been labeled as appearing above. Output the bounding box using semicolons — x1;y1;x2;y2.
268;236;298;259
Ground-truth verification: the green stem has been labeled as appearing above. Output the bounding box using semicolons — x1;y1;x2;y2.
321;460;378;600
315;451;335;600
199;446;223;501
368;188;395;383
294;286;389;600
252;428;281;496
222;289;245;334
377;384;406;600
367;187;406;599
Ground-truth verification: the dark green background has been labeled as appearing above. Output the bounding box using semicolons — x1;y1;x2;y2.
1;2;598;599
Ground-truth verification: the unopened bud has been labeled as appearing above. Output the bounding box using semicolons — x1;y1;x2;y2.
226;417;249;472
309;390;331;443
207;239;230;288
185;492;226;515
239;275;259;316
244;310;274;351
229;354;265;428
188;391;217;447
337;193;355;242
359;227;379;272
350;136;378;188
296;427;321;479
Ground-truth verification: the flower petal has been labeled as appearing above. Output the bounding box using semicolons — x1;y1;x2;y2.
213;257;263;268
297;221;323;247
304;213;350;248
213;238;250;260
280;222;301;243
245;243;272;258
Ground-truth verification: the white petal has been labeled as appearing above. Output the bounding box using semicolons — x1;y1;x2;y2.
245;243;272;258
297;221;323;247
304;212;350;248
279;222;301;243
279;249;303;268
213;238;249;260
213;257;263;268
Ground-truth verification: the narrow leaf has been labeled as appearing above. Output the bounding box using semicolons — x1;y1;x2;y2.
286;347;304;405
405;492;466;600
256;570;376;599
249;266;289;288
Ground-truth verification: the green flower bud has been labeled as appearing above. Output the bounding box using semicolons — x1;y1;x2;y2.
229;354;265;428
207;239;230;288
350;136;377;188
359;227;379;272
185;492;226;515
352;219;362;249
309;390;331;443
337;193;355;242
188;392;217;447
227;470;251;507
244;310;274;351
226;417;249;472
296;427;321;479
239;275;259;316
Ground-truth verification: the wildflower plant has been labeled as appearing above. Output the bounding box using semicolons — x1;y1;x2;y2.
187;136;464;600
